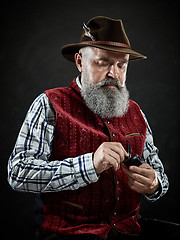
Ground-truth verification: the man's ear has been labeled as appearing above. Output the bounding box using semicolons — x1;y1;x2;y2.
74;53;82;72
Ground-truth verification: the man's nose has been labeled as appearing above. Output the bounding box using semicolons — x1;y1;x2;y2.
107;64;119;79
107;65;125;86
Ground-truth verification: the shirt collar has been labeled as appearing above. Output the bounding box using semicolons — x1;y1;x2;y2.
76;75;82;90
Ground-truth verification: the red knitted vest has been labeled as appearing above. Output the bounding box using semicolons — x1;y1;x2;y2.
41;79;147;238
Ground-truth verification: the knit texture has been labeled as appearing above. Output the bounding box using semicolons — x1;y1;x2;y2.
41;79;147;238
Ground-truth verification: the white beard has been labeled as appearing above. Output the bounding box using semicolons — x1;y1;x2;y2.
81;77;129;119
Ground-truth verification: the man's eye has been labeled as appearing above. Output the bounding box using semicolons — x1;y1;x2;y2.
96;60;108;67
118;63;127;69
100;63;108;67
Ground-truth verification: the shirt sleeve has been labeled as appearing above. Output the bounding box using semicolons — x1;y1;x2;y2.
7;93;99;193
141;112;169;201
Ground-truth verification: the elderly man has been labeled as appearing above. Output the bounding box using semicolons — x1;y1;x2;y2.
8;16;170;239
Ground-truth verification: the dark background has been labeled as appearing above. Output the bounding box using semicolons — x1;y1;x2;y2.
1;0;179;239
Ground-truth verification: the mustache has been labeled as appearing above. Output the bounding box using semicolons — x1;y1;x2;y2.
95;78;122;89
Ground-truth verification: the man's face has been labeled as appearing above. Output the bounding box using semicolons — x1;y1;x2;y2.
76;47;129;88
75;47;130;119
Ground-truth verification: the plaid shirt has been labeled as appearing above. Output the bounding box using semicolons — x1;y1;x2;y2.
8;79;169;201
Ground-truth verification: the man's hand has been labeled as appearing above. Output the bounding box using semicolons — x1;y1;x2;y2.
123;164;159;194
93;142;129;175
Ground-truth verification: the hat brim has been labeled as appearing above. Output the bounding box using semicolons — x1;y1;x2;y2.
61;43;147;62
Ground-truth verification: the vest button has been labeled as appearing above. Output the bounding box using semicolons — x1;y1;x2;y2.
112;133;115;137
117;181;119;185
117;197;120;201
107;121;110;124
114;212;117;215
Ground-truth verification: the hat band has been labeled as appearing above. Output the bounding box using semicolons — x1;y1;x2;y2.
80;40;131;49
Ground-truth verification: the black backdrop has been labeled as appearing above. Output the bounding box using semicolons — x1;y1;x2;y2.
1;0;179;239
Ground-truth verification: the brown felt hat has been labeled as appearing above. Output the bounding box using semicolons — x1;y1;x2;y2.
61;16;147;61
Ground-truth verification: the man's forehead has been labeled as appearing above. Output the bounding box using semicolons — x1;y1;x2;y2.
89;47;129;61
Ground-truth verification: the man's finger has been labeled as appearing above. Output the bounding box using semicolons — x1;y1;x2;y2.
108;149;121;168
129;165;152;178
123;167;149;184
109;142;129;160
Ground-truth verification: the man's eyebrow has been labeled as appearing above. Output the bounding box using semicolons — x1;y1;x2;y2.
98;57;109;61
121;60;129;63
119;59;129;63
98;57;128;63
